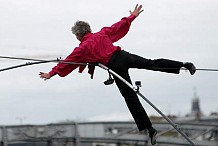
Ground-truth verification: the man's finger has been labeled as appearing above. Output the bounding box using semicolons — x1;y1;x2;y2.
139;9;144;14
39;72;44;75
134;4;138;10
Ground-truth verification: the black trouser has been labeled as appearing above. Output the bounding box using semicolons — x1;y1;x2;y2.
106;50;183;131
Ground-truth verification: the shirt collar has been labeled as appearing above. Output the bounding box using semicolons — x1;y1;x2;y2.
81;32;92;42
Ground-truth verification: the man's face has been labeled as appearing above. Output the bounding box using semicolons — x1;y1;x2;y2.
76;35;82;41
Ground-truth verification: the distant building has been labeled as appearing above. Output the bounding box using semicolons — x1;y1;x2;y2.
186;88;203;120
189;98;202;120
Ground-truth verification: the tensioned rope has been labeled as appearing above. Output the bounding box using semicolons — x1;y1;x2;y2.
0;56;91;72
0;56;90;65
0;55;217;72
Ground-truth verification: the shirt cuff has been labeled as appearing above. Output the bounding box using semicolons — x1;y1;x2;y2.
49;70;57;77
128;14;137;22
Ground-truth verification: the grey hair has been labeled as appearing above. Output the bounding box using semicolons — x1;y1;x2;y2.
71;21;91;37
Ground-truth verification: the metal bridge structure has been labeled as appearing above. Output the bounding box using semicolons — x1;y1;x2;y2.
0;121;217;146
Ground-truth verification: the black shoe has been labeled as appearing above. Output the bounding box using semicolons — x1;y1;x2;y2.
104;78;114;85
149;128;157;145
184;62;196;75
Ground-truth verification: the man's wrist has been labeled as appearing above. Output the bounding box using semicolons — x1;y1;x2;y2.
128;14;137;22
49;70;56;77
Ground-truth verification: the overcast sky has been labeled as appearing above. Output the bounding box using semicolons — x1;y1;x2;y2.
0;0;218;125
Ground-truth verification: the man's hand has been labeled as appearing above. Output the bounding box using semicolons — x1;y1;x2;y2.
39;72;51;80
130;4;144;17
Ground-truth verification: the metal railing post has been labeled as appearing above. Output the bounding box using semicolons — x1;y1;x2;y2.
74;122;80;146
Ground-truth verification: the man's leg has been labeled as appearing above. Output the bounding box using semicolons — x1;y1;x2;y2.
107;51;153;130
113;71;152;131
106;50;158;144
126;51;195;75
128;54;183;73
113;71;157;145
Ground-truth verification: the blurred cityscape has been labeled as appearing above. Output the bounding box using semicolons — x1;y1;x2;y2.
0;91;217;146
